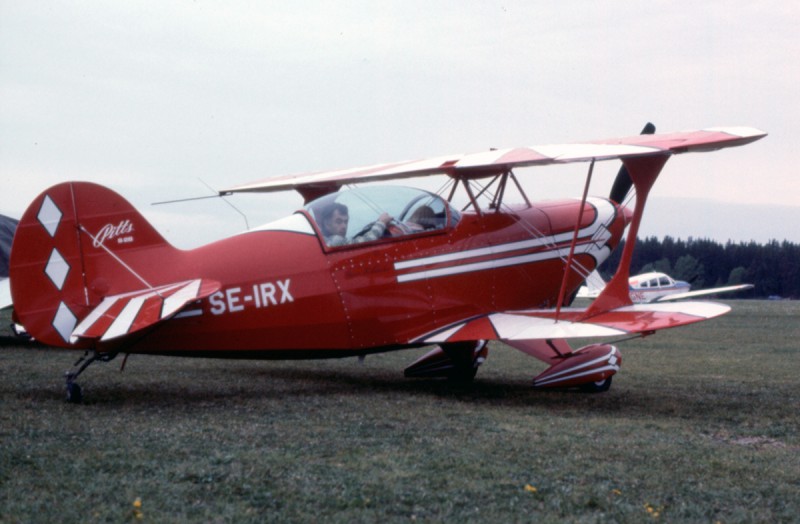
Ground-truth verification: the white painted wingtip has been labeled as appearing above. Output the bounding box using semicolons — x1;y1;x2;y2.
705;126;767;139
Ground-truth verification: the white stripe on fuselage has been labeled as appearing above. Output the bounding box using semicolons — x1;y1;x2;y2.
397;243;609;283
395;197;615;283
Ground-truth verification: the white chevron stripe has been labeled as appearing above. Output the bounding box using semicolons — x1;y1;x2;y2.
71;296;119;341
530;143;658;161
488;313;626;340
534;365;619;387
70;279;216;342
538;347;618;382
161;280;202;318
102;294;149;340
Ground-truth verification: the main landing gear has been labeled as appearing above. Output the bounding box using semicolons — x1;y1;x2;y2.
404;340;489;385
578;376;613;393
64;351;116;403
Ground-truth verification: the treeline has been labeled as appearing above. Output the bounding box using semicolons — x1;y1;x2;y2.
603;237;800;299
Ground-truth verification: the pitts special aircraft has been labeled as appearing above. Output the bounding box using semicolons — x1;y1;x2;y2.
9;125;766;402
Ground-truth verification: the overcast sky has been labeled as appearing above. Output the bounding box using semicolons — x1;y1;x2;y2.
1;1;797;248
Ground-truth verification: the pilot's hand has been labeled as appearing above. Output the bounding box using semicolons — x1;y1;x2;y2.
378;212;393;225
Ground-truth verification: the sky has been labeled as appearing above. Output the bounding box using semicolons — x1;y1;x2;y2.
1;1;797;248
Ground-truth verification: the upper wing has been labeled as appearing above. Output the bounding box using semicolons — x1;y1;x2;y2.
221;127;766;195
413;301;730;346
654;284;754;302
71;279;220;343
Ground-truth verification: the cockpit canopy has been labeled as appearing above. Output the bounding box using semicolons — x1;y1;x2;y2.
304;186;459;246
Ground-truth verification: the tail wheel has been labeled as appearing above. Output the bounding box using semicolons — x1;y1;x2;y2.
579;376;613;393
66;382;83;403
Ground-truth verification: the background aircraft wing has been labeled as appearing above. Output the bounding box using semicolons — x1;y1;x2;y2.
412;301;730;345
221;127;766;197
654;284;754;302
0;278;11;311
71;278;220;343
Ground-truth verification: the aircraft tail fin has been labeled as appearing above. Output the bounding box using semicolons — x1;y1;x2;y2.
9;181;181;347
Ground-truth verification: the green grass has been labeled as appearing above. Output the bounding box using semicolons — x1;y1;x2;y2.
1;301;798;523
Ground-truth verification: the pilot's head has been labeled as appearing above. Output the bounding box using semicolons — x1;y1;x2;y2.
321;203;349;237
409;205;435;228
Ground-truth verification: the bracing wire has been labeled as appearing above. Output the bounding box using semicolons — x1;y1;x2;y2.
151;179;250;231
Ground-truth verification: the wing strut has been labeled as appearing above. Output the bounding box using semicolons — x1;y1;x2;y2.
490;172;507;210
583;154;670;318
555;159;595;320
508;171;532;208
461;179;482;215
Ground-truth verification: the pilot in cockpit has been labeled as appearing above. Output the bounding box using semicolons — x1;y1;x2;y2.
320;202;393;247
405;205;436;232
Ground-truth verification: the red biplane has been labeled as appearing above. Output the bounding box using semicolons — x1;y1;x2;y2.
9;125;765;402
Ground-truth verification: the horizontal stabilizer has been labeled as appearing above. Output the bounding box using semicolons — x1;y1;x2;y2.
71;279;220;343
415;301;730;345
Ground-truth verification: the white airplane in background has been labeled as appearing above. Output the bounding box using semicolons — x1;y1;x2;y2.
578;271;754;303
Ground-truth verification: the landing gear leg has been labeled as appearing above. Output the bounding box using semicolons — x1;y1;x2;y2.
442;340;488;385
64;351;115;403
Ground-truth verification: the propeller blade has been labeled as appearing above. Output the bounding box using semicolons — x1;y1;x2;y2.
609;122;656;204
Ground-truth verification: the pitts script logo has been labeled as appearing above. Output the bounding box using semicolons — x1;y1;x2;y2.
93;219;135;248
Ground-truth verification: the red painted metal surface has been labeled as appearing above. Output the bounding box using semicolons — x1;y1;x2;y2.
8;127;766;393
532;344;621;389
10;182;625;356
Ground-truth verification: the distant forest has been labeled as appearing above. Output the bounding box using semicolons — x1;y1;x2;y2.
603;237;800;299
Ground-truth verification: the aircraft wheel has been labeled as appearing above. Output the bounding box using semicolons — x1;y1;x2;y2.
66;382;83;403
579;376;612;393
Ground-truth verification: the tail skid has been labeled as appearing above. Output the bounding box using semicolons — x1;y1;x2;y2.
584;154;669;318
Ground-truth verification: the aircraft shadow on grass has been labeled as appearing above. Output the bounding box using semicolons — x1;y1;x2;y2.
22;362;762;423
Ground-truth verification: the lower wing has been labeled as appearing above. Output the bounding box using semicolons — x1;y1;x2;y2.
413;301;730;344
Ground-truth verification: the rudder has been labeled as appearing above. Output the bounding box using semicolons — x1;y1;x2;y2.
10;182;177;347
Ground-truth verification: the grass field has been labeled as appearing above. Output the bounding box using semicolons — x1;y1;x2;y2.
1;300;798;523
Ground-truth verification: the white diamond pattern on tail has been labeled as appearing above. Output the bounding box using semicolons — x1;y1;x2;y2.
44;248;70;290
37;195;63;237
52;301;77;343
